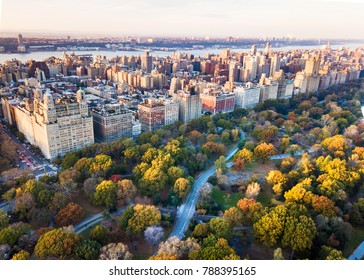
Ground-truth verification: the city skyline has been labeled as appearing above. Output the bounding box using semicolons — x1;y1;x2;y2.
1;0;364;39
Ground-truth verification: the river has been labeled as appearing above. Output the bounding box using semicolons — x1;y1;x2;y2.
1;43;363;64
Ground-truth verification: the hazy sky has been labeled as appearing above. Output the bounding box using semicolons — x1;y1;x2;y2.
1;0;364;39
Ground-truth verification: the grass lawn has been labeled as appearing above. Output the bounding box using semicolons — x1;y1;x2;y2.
343;226;364;257
211;187;245;210
256;192;271;206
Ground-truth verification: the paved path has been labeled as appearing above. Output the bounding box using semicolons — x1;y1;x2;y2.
348;241;364;260
168;131;245;240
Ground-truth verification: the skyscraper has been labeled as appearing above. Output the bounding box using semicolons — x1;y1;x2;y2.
270;54;281;77
251;44;257;56
142;51;153;73
18;34;23;45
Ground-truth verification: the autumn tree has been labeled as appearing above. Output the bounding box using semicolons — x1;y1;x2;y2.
246;182;261;198
92;180;117;208
237;198;264;226
208;218;232;239
266;170;288;196
89;225;109;245
319;246;345;260
127;204;161;234
191;223;210;240
34;229;81;259
311;196;338;217
0;222;30;246
273;248;284;260
281;215;316;257
253;205;286;247
254;142;275;163
99;242;132;260
223;207;243;227
194;236;240;260
173;178;191;199
89;154;113;176
55;203;84;227
321;135;348;158
150;252;178;260
144;226;164;247
116;179;136;205
214;156;227;174
234;148;253;164
139;167;168;196
156;236;200;260
11;250;30;260
167;166;185;185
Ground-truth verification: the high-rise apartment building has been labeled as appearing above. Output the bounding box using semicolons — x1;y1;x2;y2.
171;90;202;124
11;89;94;159
234;83;261;109
138;99;179;132
91;103;133;142
200;89;235;114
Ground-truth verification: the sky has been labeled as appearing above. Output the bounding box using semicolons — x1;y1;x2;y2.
0;0;364;39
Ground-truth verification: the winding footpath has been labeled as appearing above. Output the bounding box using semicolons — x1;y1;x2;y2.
168;131;245;240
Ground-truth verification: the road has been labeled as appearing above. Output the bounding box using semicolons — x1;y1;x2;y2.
0;119;57;180
0;200;14;212
168;131;245;240
349;241;364;260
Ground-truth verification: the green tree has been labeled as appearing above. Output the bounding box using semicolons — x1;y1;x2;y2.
74;239;101;260
167;166;185;185
214;156;227;174
208;218;232;239
0;222;30;246
0;210;10;230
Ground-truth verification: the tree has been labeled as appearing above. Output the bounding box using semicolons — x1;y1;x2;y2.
74;239;101;260
116;180;136;205
208;218;232;239
34;229;81;259
311;196;338;217
173;178;191;199
83;177;103;198
167;166;185;185
49;192;70;213
92;180;117;208
14;192;35;220
11;250;30;260
0;210;10;230
246;182;261;198
273;247;284;260
223;207;243;227
320;246;345;260
89;154;113;176
99;242;132;260
61;152;80;170
156;236;200;259
55;203;84;227
191;223;210;240
321;135;348;158
233;158;246;171
150;252;178;260
144;226;164;247
0;222;30;246
214;156;227;174
284;185;314;205
282;215;316;257
253;205;286;247
254;142;275;163
188;130;203;145
266;170;288;196
234;148;253;164
197;236;240;260
237;198;264;226
89;225;109;245
0;245;10;260
127;204;161;234
139;167;168;196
